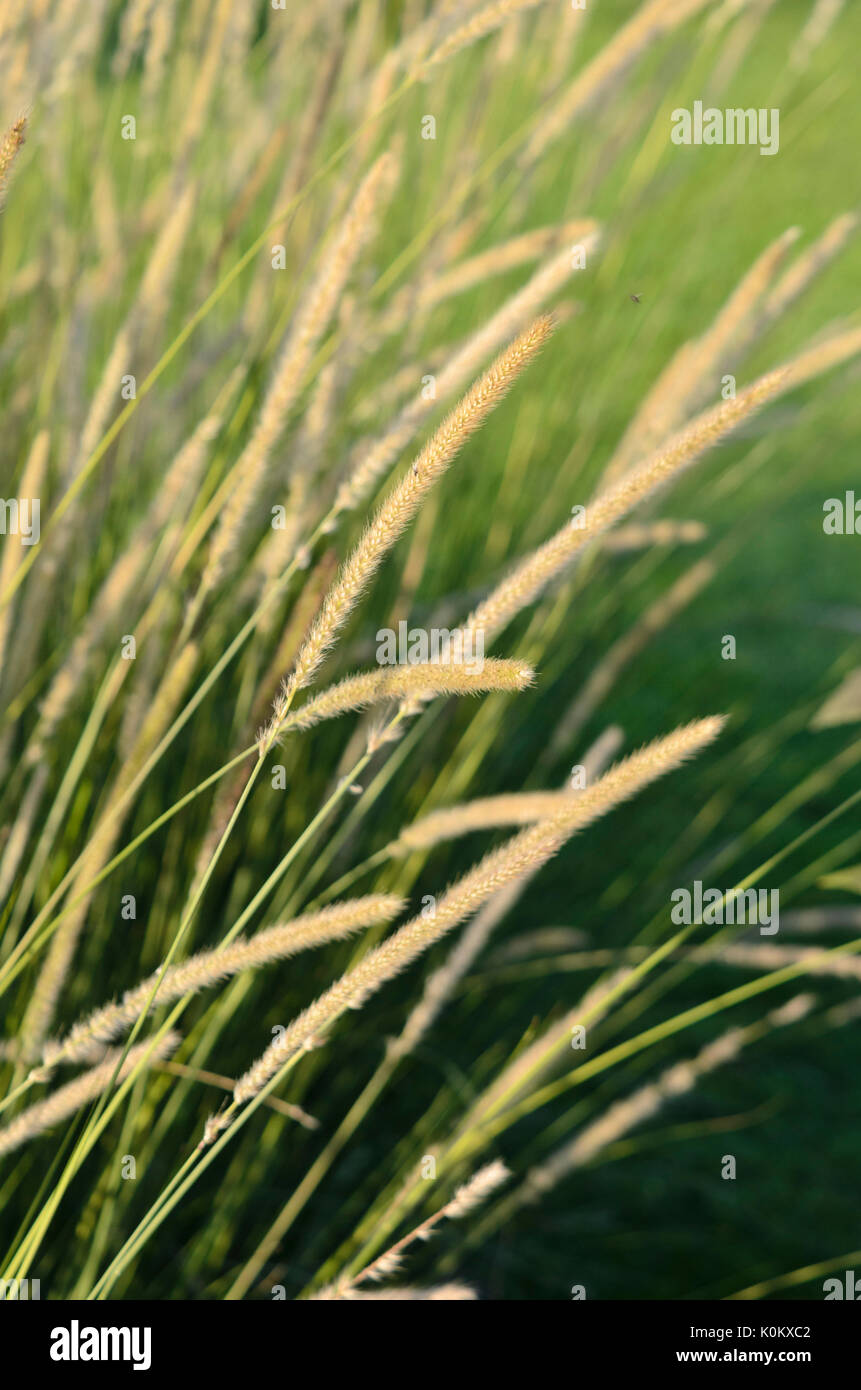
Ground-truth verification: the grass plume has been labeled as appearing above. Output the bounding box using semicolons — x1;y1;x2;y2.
204;716;724;1142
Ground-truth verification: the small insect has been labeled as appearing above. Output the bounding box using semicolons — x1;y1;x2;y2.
629;293;643;304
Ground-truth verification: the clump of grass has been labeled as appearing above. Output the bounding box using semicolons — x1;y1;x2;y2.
204;717;725;1143
1;0;860;1305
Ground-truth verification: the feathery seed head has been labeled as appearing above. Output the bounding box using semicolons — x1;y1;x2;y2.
0;114;26;204
267;315;554;739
